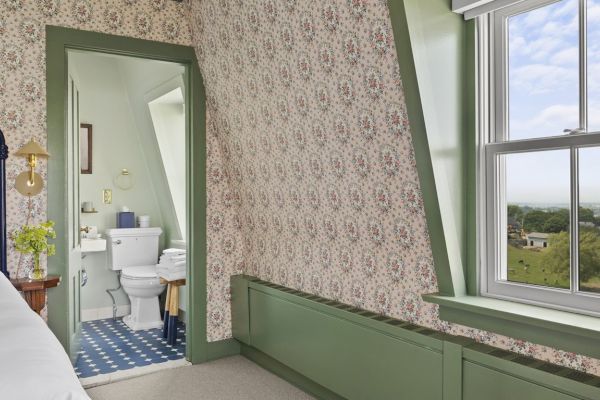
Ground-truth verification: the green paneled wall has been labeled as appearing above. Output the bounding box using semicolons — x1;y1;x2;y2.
250;290;443;400
463;362;578;400
231;276;600;400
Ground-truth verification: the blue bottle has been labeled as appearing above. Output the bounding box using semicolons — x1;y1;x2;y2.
117;212;135;228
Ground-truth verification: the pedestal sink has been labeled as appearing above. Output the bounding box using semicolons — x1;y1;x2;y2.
81;236;107;253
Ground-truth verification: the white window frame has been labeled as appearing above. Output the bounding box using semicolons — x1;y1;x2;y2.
479;0;600;316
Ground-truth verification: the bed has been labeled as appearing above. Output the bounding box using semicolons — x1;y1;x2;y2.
0;274;90;400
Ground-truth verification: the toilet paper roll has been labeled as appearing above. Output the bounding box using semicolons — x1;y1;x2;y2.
137;215;150;228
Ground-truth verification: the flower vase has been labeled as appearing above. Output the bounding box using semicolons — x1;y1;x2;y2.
28;254;46;280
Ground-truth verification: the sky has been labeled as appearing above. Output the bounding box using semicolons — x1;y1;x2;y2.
506;0;600;205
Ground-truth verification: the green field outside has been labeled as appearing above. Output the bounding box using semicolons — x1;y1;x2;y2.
507;245;569;288
507;244;600;292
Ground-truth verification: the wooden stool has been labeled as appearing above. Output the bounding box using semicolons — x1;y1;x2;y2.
161;278;186;345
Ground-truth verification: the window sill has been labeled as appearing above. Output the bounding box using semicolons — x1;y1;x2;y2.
423;293;600;359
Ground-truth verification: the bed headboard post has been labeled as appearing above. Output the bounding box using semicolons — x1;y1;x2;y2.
0;128;7;278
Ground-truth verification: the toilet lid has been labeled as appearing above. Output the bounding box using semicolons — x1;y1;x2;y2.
122;265;158;279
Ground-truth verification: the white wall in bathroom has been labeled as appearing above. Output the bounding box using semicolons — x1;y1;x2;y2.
146;91;188;313
148;90;187;241
117;59;188;313
70;51;180;314
117;58;186;247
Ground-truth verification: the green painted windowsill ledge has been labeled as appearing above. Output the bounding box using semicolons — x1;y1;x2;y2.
424;294;600;359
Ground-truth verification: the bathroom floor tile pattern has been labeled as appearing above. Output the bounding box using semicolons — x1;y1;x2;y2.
75;318;186;379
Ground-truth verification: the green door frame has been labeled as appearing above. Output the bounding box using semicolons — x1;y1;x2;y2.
46;26;239;364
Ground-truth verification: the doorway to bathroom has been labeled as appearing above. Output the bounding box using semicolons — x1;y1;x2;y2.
67;50;189;384
45;27;216;388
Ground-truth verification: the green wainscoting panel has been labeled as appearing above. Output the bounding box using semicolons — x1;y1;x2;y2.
462;345;600;400
242;345;345;400
249;289;443;400
232;276;600;400
463;362;578;400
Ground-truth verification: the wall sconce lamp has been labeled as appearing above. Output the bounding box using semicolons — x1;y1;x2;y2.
14;139;50;196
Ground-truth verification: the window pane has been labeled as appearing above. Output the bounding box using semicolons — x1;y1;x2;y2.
588;0;600;132
508;0;579;140
504;150;570;289
578;147;600;293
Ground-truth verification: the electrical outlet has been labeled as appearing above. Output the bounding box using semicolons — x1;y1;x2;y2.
103;189;112;204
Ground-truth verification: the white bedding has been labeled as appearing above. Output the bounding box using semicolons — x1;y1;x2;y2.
0;274;89;400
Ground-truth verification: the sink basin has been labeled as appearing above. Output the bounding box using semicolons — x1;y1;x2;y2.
81;237;107;253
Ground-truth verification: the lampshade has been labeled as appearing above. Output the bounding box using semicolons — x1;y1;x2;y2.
15;139;50;157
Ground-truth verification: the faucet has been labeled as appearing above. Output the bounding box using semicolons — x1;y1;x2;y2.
80;226;90;234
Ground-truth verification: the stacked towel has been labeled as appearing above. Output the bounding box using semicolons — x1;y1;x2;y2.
157;248;187;281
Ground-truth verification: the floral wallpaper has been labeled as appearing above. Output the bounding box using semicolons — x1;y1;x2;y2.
189;0;600;375
0;0;192;313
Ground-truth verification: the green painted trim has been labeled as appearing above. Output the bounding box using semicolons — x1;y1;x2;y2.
464;20;478;296
46;27;70;355
425;294;600;359
443;341;464;400
45;26;237;364
241;345;345;400
205;338;241;361
387;0;455;296
231;275;251;345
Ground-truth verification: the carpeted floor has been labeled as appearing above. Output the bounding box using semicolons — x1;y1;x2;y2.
86;355;315;400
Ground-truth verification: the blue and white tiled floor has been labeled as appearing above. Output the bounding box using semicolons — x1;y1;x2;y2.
74;318;186;379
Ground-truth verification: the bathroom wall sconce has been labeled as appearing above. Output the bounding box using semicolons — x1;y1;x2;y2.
14;139;50;196
114;168;134;190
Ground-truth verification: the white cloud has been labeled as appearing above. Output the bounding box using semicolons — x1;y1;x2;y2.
587;0;600;24
508;0;578;64
521;6;550;27
509;101;600;138
550;46;578;65
510;63;577;95
510;104;579;139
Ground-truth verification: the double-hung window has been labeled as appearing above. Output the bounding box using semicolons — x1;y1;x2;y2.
481;0;600;315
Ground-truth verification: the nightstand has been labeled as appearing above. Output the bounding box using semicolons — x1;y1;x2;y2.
10;275;61;315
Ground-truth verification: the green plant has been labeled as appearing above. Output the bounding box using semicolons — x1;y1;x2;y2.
12;221;56;280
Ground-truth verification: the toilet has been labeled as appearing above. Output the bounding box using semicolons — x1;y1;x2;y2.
106;227;165;331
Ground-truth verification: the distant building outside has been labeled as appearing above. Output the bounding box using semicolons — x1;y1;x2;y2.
526;232;549;248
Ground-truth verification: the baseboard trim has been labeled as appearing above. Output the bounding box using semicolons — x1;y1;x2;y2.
241;344;345;400
81;305;131;322
205;338;241;362
178;308;187;323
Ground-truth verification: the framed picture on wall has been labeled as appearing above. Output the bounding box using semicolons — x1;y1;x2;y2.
80;123;92;174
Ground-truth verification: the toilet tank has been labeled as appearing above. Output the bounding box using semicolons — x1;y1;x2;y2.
105;228;162;271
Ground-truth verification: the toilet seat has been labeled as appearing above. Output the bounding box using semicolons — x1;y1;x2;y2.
121;265;158;280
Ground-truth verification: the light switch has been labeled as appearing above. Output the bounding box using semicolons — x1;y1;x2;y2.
103;189;112;204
